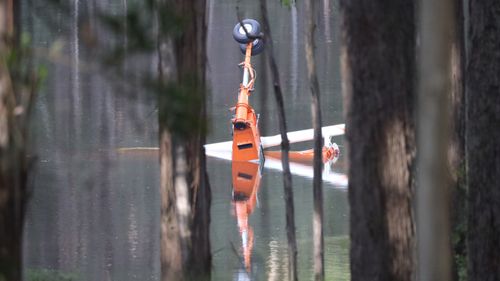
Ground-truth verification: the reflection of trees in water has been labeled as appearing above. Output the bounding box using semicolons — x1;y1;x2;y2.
21;0;349;280
290;3;298;100
266;240;288;281
23;0;160;279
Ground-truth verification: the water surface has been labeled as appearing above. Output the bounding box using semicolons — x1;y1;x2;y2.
22;0;349;280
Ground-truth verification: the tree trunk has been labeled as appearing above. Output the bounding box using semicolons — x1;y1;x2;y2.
416;0;454;279
449;0;466;279
304;1;324;280
158;0;210;280
0;1;30;280
466;0;500;280
0;66;24;279
159;129;183;281
339;0;416;280
259;1;298;280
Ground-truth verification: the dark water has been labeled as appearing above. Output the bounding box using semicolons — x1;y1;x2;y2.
22;0;349;280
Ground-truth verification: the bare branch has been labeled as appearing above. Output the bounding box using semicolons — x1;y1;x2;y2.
235;5;263;40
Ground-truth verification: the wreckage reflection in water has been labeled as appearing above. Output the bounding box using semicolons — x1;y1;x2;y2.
22;0;349;280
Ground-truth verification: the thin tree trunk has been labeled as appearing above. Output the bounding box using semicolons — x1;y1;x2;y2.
416;0;454;279
259;1;297;280
0;58;24;281
466;0;500;280
5;0;12;35
449;0;466;279
0;1;30;280
304;1;324;280
339;0;416;280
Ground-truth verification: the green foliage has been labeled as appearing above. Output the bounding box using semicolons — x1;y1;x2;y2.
455;252;467;281
99;3;155;65
6;32;46;91
281;0;292;7
154;75;206;139
97;1;207;139
6;31;45;118
26;269;78;281
27;0;208;141
37;65;49;83
155;2;186;38
99;1;186;67
7;33;33;85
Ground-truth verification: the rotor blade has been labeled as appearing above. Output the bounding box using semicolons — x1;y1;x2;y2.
204;124;346;152
260;124;345;148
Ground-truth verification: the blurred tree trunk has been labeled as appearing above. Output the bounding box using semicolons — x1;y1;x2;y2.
466;0;500;280
339;0;416;280
158;0;211;280
449;0;466;279
0;1;31;280
416;0;454;279
304;1;324;280
5;0;12;34
259;1;298;280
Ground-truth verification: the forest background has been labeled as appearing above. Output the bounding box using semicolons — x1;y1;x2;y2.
0;0;499;280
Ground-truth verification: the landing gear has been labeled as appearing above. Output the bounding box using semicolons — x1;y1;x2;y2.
239;39;264;56
232;19;261;44
231;19;265;162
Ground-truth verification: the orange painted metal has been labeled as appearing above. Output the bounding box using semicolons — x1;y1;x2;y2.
232;161;261;272
233;44;253;126
232;43;262;162
264;145;340;165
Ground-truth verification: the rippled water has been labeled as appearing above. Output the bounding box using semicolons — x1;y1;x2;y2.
22;0;349;280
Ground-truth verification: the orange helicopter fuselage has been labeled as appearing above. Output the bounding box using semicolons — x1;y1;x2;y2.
232;43;261;162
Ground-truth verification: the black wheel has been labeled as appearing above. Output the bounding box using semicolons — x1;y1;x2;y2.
233;19;261;44
239;39;265;56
